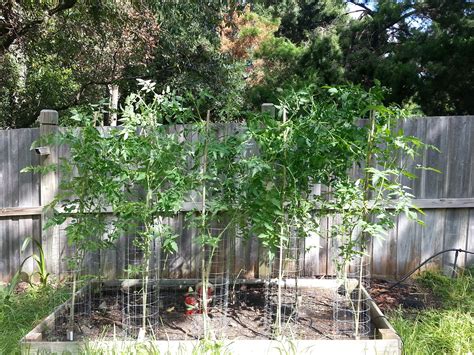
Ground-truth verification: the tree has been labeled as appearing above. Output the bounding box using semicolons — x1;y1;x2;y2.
277;0;347;43
342;0;474;115
0;0;78;54
0;2;244;128
249;0;473;115
0;2;160;128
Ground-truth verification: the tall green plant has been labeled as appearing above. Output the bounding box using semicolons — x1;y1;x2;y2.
237;85;372;336
237;84;433;338
190;111;248;340
24;110;120;339
111;82;193;335
322;86;435;338
27;80;195;339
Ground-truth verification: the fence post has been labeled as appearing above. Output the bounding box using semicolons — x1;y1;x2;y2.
38;110;60;276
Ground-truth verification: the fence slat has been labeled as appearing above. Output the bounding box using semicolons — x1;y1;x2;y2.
446;117;471;198
443;208;469;273
396;214;421;278
420;209;445;272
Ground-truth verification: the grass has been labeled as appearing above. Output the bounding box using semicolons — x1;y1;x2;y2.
0;284;69;354
389;268;474;355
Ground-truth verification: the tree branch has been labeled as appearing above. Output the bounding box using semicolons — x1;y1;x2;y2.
0;0;78;53
348;1;374;16
48;0;78;16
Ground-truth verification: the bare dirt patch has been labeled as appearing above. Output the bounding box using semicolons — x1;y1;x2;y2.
44;284;358;341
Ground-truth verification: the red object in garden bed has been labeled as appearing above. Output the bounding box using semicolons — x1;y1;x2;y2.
184;282;215;315
184;287;199;315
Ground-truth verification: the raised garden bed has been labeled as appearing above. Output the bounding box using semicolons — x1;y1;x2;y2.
21;279;401;354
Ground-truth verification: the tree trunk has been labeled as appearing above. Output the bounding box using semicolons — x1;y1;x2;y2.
108;84;120;126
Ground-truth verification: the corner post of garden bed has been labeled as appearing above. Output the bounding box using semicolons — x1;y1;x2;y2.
38;110;60;276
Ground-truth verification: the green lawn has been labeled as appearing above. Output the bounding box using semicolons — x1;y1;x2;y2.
389;268;474;355
0;285;68;354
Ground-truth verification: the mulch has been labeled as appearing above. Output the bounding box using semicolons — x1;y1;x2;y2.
370;278;438;313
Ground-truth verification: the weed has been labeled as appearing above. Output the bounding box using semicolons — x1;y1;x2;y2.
21;236;50;287
0;286;68;354
390;269;474;355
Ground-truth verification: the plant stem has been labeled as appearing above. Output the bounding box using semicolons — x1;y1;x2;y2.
354;255;364;338
142;238;150;334
68;265;77;340
276;108;289;338
354;110;376;338
142;186;153;336
201;111;210;339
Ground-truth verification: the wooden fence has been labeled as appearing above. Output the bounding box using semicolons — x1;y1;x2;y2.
0;111;473;282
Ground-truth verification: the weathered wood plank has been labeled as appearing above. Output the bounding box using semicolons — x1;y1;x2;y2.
248;233;259;278
446;117;471;198
31;217;41;278
304;183;321;276
18;217;33;275
7;130;17;209
3;198;473;219
0;206;43;217
234;227;247;278
396;214;421;278
8;218;19;279
420;209;445;272
189;213;200;279
423;117;448;199
410;198;474;209
0;220;8;282
30;129;41;206
443;209;469;274
0;131;8;209
318;215;329;275
400;118;418;193
18;129;34;208
467;209;474;267
100;216;117;280
415;118;428;198
175;213;192;278
327;214;341;276
39;110;60;275
372;216;397;278
469;118;474;199
303;230;321;276
413;117;427;197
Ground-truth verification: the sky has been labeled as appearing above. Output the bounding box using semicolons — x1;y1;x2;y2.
346;1;375;20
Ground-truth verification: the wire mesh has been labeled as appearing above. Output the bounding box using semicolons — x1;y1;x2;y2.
53;248;100;341
188;226;231;339
333;255;372;338
264;228;304;338
122;228;161;338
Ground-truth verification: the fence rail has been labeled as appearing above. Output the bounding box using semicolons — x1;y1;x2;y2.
0;111;473;282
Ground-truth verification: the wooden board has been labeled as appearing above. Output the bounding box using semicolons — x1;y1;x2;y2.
424;117;449;199
443;208;469;273
396;214;421;278
420;209;445;272
445;117;471;198
372;216;397;278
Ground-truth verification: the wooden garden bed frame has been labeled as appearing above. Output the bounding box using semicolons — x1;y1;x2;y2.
21;279;401;354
